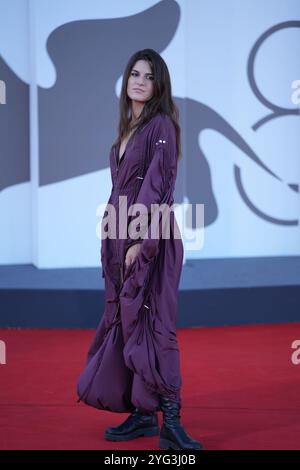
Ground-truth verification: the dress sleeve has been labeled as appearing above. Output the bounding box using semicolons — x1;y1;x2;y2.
125;115;178;261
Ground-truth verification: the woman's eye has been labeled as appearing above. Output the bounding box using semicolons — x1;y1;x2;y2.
131;72;154;80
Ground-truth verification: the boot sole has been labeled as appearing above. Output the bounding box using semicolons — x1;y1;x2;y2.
104;426;159;442
159;437;204;450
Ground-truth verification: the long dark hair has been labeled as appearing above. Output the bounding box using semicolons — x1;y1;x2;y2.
112;49;182;160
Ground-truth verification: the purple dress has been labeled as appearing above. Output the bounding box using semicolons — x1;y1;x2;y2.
77;112;184;413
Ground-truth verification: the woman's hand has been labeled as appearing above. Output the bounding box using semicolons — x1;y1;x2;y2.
125;243;141;270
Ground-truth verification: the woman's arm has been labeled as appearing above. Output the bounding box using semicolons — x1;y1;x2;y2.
125;114;178;262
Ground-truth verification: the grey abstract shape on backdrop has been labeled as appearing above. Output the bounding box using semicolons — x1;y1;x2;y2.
248;20;300;131
177;97;286;228
0;56;30;192
38;0;180;185
235;20;300;225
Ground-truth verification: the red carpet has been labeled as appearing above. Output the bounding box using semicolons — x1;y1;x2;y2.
0;323;299;450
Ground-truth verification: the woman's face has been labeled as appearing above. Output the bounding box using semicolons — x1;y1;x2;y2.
127;59;154;104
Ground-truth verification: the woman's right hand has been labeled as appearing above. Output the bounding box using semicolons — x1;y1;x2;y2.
124;243;141;270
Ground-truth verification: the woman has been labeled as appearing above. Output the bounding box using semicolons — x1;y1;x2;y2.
77;49;203;450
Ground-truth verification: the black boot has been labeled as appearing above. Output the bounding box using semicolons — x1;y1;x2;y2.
159;396;204;450
104;408;159;441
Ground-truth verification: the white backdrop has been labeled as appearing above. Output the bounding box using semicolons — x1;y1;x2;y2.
0;0;299;268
